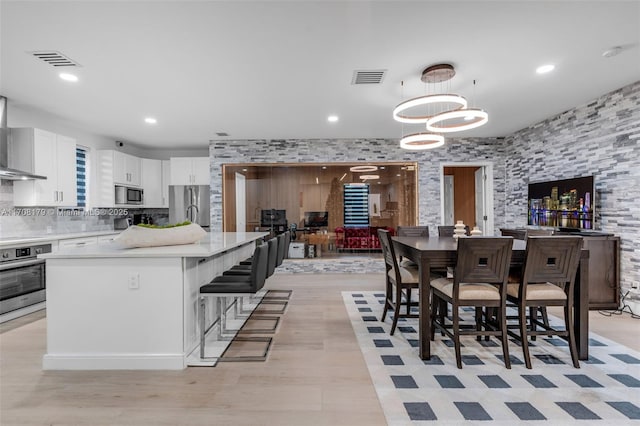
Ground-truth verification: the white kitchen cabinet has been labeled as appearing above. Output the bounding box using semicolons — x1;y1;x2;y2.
141;158;163;207
170;157;209;185
58;236;98;249
96;150;144;206
9;128;78;207
97;234;118;244
113;151;141;186
162;160;170;207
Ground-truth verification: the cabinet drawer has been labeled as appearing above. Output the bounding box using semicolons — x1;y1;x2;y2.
97;234;118;244
58;237;98;249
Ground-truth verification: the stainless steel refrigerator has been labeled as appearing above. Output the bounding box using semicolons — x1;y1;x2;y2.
169;185;210;230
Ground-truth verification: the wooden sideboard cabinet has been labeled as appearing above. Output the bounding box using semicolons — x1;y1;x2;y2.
580;235;620;310
500;229;620;310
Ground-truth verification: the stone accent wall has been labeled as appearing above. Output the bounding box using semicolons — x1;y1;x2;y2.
209;137;506;236
503;80;640;297
210;80;640;297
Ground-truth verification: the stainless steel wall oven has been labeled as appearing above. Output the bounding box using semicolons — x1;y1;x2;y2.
0;243;51;316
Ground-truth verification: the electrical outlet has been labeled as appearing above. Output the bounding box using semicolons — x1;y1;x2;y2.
128;273;140;289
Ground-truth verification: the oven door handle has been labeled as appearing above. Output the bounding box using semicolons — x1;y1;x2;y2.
0;258;46;271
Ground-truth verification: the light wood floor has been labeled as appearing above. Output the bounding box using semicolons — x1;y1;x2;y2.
1;273;639;425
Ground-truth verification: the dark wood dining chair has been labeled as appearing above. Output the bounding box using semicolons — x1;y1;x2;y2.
396;226;429;266
507;236;583;369
438;225;470;237
378;229;419;335
430;236;513;369
500;228;554;335
397;226;429;237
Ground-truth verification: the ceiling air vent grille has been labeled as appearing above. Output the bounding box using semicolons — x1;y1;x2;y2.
351;69;386;85
30;51;81;67
215;132;229;137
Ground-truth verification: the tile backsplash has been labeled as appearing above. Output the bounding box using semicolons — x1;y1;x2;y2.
0;180;168;238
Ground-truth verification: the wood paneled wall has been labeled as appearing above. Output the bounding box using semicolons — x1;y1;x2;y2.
444;166;480;228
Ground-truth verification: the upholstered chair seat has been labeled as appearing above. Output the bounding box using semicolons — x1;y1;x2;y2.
507;283;567;300
432;278;501;300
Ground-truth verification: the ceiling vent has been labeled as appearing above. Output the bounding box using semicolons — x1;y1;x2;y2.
215;132;229;137
351;69;386;85
30;51;81;67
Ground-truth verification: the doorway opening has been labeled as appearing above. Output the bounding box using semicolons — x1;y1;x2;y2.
440;162;494;235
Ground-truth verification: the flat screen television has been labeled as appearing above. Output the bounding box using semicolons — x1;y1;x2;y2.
527;175;594;230
304;211;329;227
261;209;287;227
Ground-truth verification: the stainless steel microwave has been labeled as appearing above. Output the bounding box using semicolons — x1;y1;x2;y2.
115;185;143;205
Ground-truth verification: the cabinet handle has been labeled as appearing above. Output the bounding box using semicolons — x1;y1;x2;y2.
54;191;58;202
60;191;63;202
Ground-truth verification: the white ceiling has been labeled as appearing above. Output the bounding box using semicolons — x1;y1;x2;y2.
1;1;639;150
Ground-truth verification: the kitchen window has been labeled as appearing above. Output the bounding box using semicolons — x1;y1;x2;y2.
76;146;89;207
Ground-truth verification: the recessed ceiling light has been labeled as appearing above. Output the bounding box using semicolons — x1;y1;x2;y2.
327;115;339;123
536;64;555;74
59;73;78;82
602;46;623;58
322;166;327;169
144;117;157;124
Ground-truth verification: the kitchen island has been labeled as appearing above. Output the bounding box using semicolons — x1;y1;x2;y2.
39;232;267;370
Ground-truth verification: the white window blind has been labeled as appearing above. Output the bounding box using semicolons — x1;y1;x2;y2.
343;183;369;227
76;147;87;207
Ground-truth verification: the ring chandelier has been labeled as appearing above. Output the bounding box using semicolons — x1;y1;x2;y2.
359;174;380;180
349;165;378;172
399;133;445;150
426;108;489;133
394;64;488;150
393;94;467;124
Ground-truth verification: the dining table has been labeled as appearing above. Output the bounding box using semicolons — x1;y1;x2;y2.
392;235;590;361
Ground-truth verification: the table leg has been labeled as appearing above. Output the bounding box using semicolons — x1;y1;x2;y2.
419;257;432;360
575;254;590;360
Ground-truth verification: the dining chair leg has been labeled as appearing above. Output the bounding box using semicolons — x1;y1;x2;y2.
500;305;511;369
475;307;482;341
390;285;402;335
406;288;412;315
520;304;532;369
453;304;462;369
381;279;392;322
564;304;580;368
529;306;538;341
439;298;447;336
430;292;438;341
540;307;550;329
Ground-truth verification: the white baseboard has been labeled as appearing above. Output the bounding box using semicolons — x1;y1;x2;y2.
0;302;46;324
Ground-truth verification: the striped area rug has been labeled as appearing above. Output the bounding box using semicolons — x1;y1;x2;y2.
343;291;640;425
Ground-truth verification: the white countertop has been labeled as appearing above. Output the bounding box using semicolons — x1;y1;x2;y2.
39;232;267;259
0;230;120;247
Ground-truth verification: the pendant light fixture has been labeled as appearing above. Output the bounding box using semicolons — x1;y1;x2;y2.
393;64;467;124
399;133;445;150
394;63;488;150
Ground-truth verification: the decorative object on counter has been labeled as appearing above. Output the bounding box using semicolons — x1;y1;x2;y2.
470;226;483;236
114;221;206;248
453;220;467;240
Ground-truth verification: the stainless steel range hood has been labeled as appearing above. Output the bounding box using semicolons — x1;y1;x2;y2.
0;96;47;180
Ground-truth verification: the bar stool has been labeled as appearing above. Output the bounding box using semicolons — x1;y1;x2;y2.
198;243;271;360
